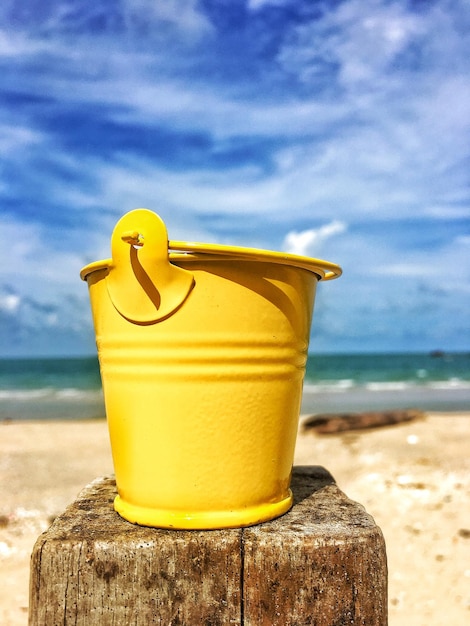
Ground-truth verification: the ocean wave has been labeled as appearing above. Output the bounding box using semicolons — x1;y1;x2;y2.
303;379;355;393
365;382;412;391
427;378;470;390
303;378;470;393
0;388;103;401
0;389;52;400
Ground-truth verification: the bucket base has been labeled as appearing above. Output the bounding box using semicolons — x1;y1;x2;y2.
113;491;294;530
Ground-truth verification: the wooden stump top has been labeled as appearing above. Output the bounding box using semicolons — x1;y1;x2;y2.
30;466;387;625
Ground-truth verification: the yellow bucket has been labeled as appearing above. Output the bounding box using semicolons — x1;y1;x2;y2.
80;209;341;529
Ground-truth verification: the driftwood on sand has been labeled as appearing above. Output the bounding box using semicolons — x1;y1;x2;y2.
302;408;425;435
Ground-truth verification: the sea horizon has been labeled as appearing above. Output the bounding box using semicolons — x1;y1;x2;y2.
1;351;469;421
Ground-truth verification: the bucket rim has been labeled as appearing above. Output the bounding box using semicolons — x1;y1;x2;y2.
80;239;342;281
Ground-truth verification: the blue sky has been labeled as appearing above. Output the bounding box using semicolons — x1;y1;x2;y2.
1;0;469;357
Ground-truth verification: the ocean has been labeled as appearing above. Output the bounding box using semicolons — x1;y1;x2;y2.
0;352;469;421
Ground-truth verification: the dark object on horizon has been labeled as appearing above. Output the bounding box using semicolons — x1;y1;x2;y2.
430;349;445;358
302;408;425;434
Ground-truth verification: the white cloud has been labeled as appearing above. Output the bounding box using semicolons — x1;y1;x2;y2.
425;205;470;219
0;29;51;57
282;220;347;256
1;2;466;229
334;0;425;85
126;0;213;36
372;262;435;279
248;0;291;10
1;0;469;354
0;123;44;154
0;1;212;45
277;0;439;88
0;292;20;313
0;215;90;293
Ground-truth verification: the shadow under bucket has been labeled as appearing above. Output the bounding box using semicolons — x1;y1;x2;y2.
80;209;341;529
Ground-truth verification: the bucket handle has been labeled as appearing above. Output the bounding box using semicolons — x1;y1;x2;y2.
106;209;195;324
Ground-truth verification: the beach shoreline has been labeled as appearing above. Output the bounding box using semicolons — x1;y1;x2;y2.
301;384;470;414
1;412;470;625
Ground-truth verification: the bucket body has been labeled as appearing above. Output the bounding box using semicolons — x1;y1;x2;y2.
81;209;341;529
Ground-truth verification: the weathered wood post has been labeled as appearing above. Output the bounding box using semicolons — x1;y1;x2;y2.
29;466;387;625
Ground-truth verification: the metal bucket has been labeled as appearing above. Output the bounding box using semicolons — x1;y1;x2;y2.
80;209;341;529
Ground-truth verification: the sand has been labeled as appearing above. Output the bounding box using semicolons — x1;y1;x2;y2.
1;413;469;625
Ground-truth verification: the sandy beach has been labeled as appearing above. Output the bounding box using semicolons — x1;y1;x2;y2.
1;412;470;625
